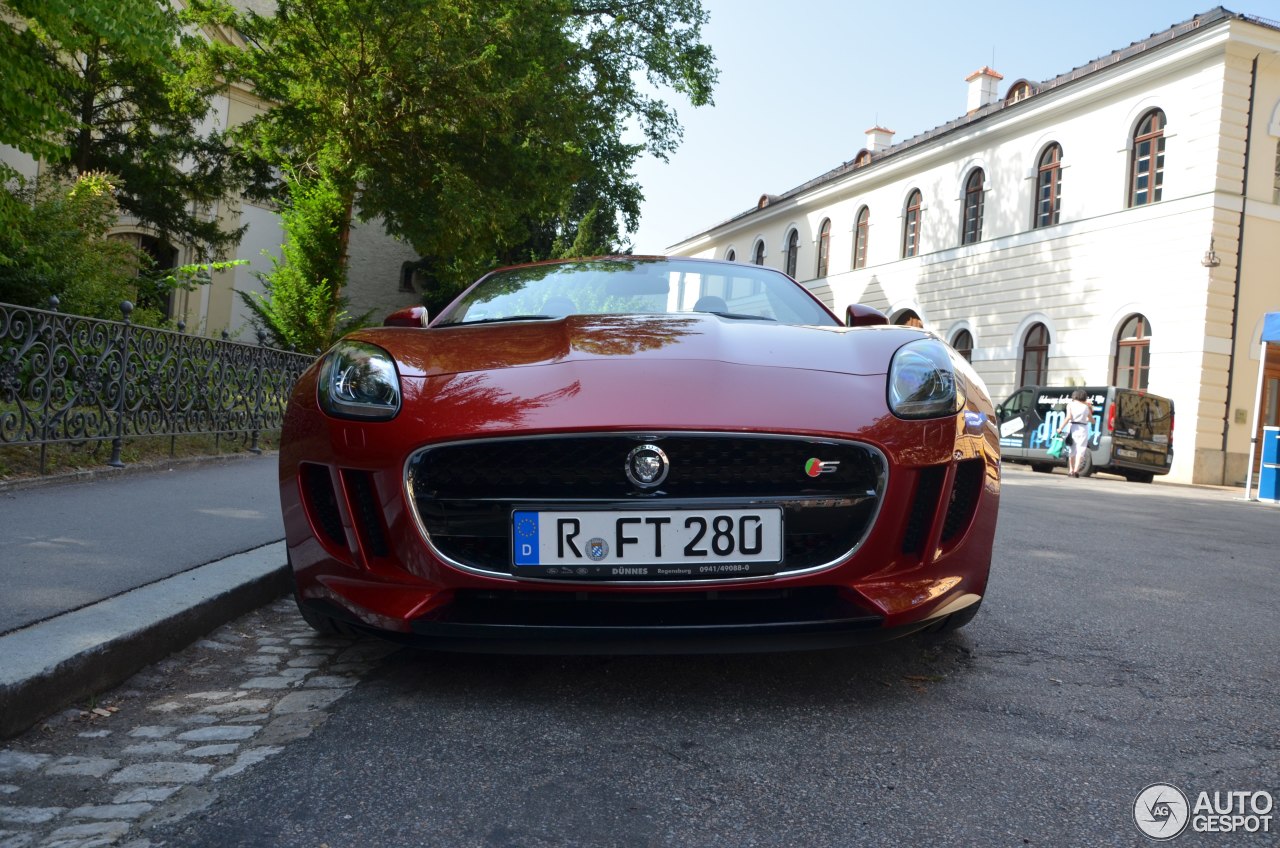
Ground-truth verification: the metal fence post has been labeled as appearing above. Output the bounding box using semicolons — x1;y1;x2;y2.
37;296;59;474
107;301;133;468
215;329;229;454
171;320;186;458
249;329;268;454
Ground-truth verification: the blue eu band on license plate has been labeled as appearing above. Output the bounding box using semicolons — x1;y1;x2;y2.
511;508;784;578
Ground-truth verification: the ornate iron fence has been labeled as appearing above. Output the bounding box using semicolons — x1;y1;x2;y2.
0;298;315;473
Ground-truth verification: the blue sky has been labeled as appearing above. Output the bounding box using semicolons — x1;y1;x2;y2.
629;0;1275;253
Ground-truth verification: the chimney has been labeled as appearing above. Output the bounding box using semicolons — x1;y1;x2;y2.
966;66;1003;113
865;126;895;153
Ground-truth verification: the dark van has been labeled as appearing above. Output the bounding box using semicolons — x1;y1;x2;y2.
995;386;1174;482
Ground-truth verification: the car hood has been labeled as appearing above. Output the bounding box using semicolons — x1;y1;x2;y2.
350;314;922;380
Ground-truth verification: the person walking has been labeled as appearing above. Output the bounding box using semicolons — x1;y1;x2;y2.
1057;389;1093;478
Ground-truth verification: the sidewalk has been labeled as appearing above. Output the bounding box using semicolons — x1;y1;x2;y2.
0;455;291;738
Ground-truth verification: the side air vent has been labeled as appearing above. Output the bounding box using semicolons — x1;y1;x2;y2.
301;463;345;548
941;459;984;543
901;465;946;556
342;470;390;559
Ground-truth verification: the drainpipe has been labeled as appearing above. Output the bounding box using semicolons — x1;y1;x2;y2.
1220;54;1257;483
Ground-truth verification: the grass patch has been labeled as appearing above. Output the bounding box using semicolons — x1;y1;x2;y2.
0;431;280;482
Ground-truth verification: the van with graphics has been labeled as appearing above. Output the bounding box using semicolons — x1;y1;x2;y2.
995;386;1174;482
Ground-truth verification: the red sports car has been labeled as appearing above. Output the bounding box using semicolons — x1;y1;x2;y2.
280;256;1000;652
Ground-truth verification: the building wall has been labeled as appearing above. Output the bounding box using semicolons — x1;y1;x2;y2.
672;18;1280;486
1220;38;1280;484
346;218;421;324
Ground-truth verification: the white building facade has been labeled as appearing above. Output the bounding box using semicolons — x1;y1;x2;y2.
669;9;1280;487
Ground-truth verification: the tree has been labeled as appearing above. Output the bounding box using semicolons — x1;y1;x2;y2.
189;0;716;311
0;0;171;161
0;172;236;326
2;0;247;258
0;173;144;320
238;170;369;352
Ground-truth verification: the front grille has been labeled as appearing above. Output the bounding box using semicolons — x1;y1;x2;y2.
412;434;881;500
408;434;885;580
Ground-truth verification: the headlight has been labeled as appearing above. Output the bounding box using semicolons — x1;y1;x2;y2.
317;340;401;420
888;338;963;419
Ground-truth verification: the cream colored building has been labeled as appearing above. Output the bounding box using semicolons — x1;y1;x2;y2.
669;8;1280;486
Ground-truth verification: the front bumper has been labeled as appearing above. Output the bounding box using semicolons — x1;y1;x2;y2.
296;586;971;654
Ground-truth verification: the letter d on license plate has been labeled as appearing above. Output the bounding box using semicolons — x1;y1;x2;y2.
512;508;783;570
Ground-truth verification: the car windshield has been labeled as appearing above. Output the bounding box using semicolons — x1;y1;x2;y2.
435;259;839;327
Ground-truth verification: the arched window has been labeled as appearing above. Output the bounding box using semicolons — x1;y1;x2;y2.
1005;80;1035;104
853;206;870;270
1130;109;1166;207
784;229;799;277
961;169;985;244
725;248;736;262
895;309;923;328
1114;314;1152;390
752;240;765;265
1034;143;1063;228
1020;323;1050;386
815;219;831;278
902;190;922;258
951;329;974;363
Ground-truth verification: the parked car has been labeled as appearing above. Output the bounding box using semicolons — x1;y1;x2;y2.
995;385;1173;482
279;256;1001;652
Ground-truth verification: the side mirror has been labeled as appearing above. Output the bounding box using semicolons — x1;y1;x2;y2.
383;305;430;328
845;303;889;327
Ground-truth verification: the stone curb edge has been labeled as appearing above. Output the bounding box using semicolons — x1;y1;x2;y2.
0;542;292;740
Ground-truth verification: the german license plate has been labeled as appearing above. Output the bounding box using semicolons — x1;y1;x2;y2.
511;508;783;578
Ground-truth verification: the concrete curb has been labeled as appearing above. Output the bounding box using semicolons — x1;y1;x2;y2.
0;542;291;740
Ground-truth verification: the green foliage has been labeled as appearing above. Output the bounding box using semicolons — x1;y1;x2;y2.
48;7;246;256
0;0;172;161
188;0;716;308
238;171;369;353
2;0;246;255
0;173;236;326
0;173;142;319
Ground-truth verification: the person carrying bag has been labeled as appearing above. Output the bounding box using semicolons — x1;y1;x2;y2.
1056;389;1093;478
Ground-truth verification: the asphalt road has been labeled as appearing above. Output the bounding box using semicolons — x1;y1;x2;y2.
0;456;282;634
132;467;1278;847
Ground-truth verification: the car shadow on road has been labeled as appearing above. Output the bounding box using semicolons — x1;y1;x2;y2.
364;631;979;711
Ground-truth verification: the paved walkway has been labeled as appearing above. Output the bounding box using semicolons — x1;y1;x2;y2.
0;455;290;738
0;456;283;636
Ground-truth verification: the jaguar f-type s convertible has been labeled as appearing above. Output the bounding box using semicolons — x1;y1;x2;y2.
279;256;1000;653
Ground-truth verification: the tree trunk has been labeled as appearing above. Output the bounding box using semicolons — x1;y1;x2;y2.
72;41;102;174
